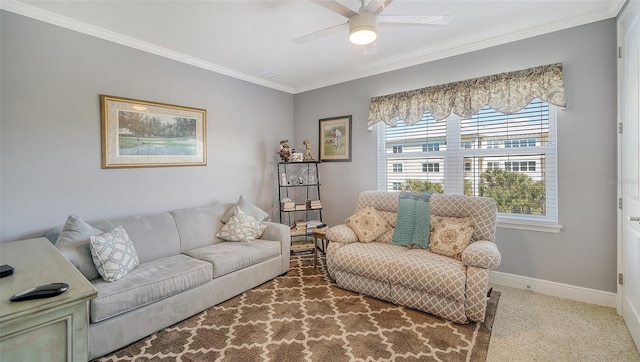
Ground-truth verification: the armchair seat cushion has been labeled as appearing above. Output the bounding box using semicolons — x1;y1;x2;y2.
328;242;406;282
388;249;466;302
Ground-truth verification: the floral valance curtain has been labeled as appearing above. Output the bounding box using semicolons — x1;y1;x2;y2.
368;63;566;126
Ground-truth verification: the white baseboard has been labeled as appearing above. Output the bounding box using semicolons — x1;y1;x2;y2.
490;271;617;308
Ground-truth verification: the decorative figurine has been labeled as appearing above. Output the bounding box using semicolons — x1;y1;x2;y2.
277;140;291;162
303;139;315;161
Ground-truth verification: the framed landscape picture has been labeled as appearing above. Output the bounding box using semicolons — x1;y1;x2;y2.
319;115;352;162
100;95;206;168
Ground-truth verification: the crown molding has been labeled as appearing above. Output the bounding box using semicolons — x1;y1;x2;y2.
1;0;618;95
0;0;295;94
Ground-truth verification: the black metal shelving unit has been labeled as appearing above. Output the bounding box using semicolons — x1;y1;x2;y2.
277;161;323;255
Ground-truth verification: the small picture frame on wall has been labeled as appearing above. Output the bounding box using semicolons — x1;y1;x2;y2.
100;95;207;168
319;115;352;162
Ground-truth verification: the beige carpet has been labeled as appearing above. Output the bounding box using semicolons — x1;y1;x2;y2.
95;256;499;361
487;284;640;361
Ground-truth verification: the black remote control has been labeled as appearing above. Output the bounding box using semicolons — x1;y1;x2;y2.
10;282;69;302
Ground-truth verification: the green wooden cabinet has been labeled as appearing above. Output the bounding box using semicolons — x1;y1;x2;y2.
0;238;97;361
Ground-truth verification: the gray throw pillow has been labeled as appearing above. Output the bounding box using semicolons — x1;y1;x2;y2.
220;195;269;224
55;215;103;280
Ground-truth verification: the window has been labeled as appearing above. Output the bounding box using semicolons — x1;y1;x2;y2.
393;163;403;172
422;162;440;173
392;145;403;153
378;98;557;224
423;142;440;152
505;138;536;148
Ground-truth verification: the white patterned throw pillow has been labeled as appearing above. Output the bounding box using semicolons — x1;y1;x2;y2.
345;206;391;243
90;226;139;282
216;206;267;242
428;216;475;260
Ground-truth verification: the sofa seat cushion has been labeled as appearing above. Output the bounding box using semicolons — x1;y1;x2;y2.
329;242;407;283
183;241;281;278
90;254;212;323
387;249;466;302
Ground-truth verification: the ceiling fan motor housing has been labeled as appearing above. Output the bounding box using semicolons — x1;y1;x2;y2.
349;11;377;45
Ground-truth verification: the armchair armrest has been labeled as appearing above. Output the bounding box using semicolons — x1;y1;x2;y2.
461;240;501;269
326;224;359;244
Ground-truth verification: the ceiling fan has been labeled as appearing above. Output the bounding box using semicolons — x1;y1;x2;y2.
293;0;452;55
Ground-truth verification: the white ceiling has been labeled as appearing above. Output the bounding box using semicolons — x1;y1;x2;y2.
2;0;624;94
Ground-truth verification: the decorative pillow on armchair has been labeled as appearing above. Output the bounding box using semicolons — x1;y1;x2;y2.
346;206;391;243
216;206;267;242
429;216;475;260
90;226;140;282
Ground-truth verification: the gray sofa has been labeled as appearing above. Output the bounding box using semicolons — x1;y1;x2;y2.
45;202;290;360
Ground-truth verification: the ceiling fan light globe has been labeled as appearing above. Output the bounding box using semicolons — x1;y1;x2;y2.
349;28;377;45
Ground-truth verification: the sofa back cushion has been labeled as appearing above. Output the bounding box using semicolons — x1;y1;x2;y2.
430;194;497;242
355;191;399;228
89;212;180;264
170;203;232;252
354;191;497;243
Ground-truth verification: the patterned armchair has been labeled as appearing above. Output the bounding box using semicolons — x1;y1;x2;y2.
325;191;501;323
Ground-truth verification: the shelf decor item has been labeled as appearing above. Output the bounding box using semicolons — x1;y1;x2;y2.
319;115;352;162
302;139;315;161
100;95;206;169
277;140;292;162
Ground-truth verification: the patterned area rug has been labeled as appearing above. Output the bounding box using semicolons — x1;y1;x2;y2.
95;256;499;361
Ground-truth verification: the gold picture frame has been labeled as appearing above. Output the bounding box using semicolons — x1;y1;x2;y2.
319;115;352;162
100;95;206;168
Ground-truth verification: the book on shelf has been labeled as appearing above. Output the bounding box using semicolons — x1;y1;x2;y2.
290;220;307;235
305;199;322;209
280;201;295;211
295;204;307;211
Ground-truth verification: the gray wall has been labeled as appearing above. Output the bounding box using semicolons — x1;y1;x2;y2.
0;11;294;242
294;19;618;292
1;11;619;293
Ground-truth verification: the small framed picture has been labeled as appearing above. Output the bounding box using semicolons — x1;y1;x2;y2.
319;115;352;162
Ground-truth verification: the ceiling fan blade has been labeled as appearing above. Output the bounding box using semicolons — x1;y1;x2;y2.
309;0;357;18
292;22;348;44
378;15;453;26
364;0;395;15
363;42;378;56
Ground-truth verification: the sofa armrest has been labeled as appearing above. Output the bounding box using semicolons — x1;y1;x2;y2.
260;221;291;273
461;240;501;269
326;224;359;244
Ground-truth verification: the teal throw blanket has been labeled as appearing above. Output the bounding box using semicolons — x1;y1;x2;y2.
392;192;432;249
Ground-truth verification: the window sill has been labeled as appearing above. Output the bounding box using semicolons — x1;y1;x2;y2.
497;217;563;233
